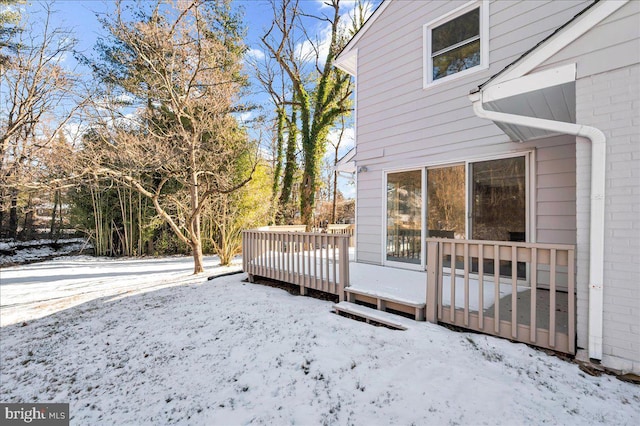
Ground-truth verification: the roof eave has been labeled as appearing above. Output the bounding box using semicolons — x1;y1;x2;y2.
334;50;358;76
334;0;391;71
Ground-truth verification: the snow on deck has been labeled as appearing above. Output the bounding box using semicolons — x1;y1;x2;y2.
348;262;528;310
348;263;426;305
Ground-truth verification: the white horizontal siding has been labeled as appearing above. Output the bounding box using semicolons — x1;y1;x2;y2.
353;1;592;270
534;136;577;246
538;1;640;78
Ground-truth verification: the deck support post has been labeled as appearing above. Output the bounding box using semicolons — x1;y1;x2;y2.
426;241;439;323
377;299;386;311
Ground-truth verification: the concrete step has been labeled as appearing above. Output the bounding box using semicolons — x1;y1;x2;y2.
333;301;412;330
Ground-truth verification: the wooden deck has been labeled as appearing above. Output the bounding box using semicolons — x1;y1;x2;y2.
344;263;569;333
242;230;576;355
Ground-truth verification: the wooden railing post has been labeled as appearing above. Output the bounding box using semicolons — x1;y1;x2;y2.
426;240;439;323
338;235;349;302
242;231;247;274
242;231;247;271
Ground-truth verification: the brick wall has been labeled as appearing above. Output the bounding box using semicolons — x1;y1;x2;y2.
576;64;640;373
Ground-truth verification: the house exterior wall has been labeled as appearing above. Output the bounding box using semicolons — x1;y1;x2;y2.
576;65;640;373
350;0;639;372
354;0;588;264
533;0;640;373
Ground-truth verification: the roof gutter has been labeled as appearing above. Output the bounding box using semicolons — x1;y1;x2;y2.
469;90;606;361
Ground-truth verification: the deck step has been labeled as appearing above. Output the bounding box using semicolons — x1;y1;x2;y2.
344;287;425;308
333;302;411;330
344;287;426;321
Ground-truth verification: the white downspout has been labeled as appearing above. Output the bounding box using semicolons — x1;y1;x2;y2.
469;91;606;361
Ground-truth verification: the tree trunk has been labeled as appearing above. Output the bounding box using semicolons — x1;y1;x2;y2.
190;162;204;274
50;190;59;239
332;169;338;224
191;237;204;274
301;170;314;231
23;209;34;239
138;191;143;255
278;109;298;224
58;195;63;235
8;190;18;239
191;208;205;273
271;107;285;223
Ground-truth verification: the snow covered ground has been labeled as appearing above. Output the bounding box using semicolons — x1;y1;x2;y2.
1;256;639;425
0;238;90;267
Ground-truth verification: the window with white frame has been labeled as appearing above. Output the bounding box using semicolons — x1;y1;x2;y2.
424;1;488;87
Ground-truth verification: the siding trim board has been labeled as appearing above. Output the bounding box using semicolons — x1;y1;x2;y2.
483;63;576;103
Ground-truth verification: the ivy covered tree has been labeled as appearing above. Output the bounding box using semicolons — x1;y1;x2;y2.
260;0;364;229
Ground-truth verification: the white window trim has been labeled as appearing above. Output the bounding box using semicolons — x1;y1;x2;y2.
423;0;489;89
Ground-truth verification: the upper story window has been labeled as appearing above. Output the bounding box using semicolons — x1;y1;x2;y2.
424;1;488;87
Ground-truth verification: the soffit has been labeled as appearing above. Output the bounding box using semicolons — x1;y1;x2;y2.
484;82;576;142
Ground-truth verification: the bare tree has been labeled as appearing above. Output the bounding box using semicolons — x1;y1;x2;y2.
328;115;348;223
77;0;255;273
0;3;86;237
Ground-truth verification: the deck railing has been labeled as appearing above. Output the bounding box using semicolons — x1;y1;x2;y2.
242;230;350;300
327;224;355;247
426;238;576;354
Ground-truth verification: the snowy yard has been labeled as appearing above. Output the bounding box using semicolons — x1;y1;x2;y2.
1;256;639;425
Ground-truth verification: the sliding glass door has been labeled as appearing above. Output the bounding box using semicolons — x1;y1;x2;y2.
426;164;466;269
427;165;466;239
386;170;422;265
385;154;528;272
471;156;527;277
471;157;526;242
